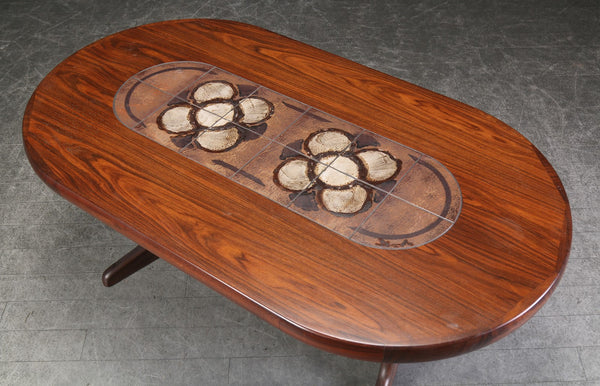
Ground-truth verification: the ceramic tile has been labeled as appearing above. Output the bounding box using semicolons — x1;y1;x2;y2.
231;141;311;207
288;183;383;241
351;195;454;249
113;78;177;129
237;86;309;139
134;101;197;152
344;130;422;193
389;155;462;222
184;67;261;106
180;124;272;178
133;61;213;95
273;108;364;153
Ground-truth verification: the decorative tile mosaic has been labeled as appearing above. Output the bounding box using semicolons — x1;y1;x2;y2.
114;61;462;249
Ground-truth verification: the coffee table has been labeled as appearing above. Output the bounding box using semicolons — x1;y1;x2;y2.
22;19;571;385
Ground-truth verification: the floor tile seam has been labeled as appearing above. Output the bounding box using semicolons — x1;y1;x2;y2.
480;345;596;352
487;43;600;49
0;296;190;303
0;199;78;204
76;353;303;362
0;325;267;333
0;221;108;226
0;357;234;364
0;295;222;304
56;326;277;332
0;328;87;333
0;200;66;204
531;313;600;318
0;271;185;277
567;256;600;262
0;269;182;276
0;243;135;252
0;178;42;184
216;354;321;360
551;283;600;288
575;346;590;381
0;326;260;333
452;382;584;386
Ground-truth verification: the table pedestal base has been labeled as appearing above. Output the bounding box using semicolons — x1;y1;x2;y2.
376;362;398;386
102;246;399;385
102;245;159;287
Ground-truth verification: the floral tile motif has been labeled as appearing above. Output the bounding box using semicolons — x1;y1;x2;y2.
274;128;400;216
114;61;462;250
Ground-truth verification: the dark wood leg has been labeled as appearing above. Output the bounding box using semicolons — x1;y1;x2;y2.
375;362;398;386
102;245;159;287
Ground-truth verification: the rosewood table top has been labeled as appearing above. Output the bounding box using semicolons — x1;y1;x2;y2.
22;19;571;363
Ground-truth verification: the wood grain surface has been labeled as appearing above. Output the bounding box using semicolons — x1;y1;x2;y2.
22;19;571;363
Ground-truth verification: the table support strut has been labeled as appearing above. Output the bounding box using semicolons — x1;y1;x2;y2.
102;245;159;287
376;362;398;386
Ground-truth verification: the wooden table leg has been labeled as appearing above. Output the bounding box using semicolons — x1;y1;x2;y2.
102;245;159;287
376;362;398;386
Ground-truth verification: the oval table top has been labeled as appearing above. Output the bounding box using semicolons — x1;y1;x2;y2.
22;19;571;363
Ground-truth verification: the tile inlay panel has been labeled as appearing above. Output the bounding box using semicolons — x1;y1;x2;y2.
114;61;462;249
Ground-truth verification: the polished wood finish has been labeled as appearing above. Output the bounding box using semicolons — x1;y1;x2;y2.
22;20;570;364
102;245;159;287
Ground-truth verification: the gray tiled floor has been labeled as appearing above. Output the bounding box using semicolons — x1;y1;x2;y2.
1;0;598;385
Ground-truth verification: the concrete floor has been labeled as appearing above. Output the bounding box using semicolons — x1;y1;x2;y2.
1;0;598;384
